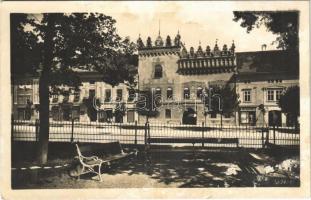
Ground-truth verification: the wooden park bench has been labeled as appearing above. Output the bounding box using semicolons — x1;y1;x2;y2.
145;137;240;162
71;141;137;181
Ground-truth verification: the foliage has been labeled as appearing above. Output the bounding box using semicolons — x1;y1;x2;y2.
82;96;101;121
114;102;126;118
12;13;137;86
11;13;136;163
11;14;42;76
278;86;300;117
233;11;299;50
204;84;239;117
136;90;160;122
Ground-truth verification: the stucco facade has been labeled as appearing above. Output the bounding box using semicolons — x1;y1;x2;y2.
137;33;236;125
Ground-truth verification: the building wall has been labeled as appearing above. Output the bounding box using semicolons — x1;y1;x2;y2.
12;75;139;123
237;78;299;126
138;48;235;125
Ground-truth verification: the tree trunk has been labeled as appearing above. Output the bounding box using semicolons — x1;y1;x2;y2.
37;75;50;164
37;14;55;164
294;113;299;131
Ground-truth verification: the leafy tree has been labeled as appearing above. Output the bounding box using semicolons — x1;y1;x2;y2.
136;90;160;123
278;86;299;129
11;13;136;164
233;11;298;50
114;102;126;123
82;96;101;122
204;84;239;127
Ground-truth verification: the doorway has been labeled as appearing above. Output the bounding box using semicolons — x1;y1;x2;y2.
182;108;197;125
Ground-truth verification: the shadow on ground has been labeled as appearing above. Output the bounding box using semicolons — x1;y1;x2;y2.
11;142;299;189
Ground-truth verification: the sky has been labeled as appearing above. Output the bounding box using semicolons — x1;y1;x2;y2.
98;1;279;52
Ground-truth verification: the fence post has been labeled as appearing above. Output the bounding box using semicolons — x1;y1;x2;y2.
134;120;137;146
202;122;204;147
144;122;147;146
147;122;150;140
273;125;276;144
11;115;14;143
35;119;39;142
71;118;74;143
261;127;265;148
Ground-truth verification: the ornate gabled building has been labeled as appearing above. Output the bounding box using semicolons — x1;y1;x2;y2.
137;32;237;124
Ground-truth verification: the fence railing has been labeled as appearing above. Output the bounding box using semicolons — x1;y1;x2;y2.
12;120;300;149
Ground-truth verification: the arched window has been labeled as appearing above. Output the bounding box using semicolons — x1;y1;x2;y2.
154;65;163;79
184;87;190;99
167;87;173;99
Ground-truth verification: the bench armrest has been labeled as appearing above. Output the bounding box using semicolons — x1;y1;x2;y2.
81;155;99;161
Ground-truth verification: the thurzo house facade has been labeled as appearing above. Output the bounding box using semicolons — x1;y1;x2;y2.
12;31;299;127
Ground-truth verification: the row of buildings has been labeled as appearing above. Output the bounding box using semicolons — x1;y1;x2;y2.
12;31;299;127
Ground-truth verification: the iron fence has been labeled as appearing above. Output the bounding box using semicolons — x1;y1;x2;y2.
12;119;300;148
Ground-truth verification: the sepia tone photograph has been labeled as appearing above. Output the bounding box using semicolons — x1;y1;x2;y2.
1;1;310;198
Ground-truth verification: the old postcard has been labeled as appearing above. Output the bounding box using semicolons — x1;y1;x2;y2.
0;1;310;199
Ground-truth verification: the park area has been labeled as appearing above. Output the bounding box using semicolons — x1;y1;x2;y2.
11;120;300;188
12;142;299;188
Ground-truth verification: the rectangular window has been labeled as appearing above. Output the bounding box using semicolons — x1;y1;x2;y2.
63;93;69;103
196;88;203;99
89;89;95;98
167;88;173;99
128;89;135;102
17;95;31;104
267;90;274;101
165;109;171;119
154;65;162;79
73;91;80;102
276;89;283;101
51;93;59;103
155;88;161;98
116;89;123;101
243;90;251;102
105;89;111;102
184;88;190;99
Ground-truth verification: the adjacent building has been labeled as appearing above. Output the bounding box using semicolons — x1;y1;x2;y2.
235;50;299;127
12;71;139;123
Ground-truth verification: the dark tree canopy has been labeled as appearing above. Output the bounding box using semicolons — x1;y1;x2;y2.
136;90;160;122
278;86;300;116
11;13;137;87
205;84;239;117
233;11;299;50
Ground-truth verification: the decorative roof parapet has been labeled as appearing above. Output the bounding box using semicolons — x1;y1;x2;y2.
138;46;181;57
179;40;236;59
137;31;182;56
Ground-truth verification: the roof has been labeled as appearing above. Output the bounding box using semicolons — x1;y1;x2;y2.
236;50;299;75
